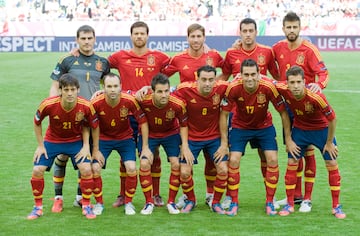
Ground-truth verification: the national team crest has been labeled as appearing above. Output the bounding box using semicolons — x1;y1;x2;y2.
147;55;155;66
304;102;314;113
166;110;175;119
212;94;220;105
257;54;265;65
95;60;103;71
75;111;84;121
257;93;266;104
296;53;305;65
206;57;214;66
120;107;129;117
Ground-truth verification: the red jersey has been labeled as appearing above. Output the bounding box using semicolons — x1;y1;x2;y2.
173;80;228;141
34;96;97;143
222;43;279;80
138;94;188;138
108;49;170;91
91;93;147;140
222;77;285;129
272;39;329;88
276;82;335;130
163;49;224;82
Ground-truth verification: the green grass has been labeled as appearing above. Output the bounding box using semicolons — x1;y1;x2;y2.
0;52;359;236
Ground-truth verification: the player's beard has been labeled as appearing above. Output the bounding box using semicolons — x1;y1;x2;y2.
190;43;203;52
134;40;146;49
286;33;298;42
155;98;168;107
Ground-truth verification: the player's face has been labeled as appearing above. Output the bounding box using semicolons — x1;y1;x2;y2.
77;31;95;55
241;66;260;92
240;23;257;46
104;76;121;100
188;29;205;52
283;21;300;42
197;71;216;95
131;27;148;49
153;83;170;107
60;85;79;104
287;74;305;99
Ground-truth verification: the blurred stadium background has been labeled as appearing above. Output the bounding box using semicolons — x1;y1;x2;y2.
1;0;359;36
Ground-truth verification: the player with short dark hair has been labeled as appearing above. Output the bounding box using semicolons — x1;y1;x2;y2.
108;21;171;208
90;72;152;215
162;23;224;209
273;11;330;212
276;65;346;219
219;59;292;216
27;73;98;220
218;17;281;210
49;25;110;211
135;73;188;215
173;65;229;214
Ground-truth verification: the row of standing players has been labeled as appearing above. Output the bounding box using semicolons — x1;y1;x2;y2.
27;11;346;220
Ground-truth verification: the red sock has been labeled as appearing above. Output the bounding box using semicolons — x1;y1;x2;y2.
80;176;94;206
125;172;137;204
204;151;216;194
284;163;298;206
93;175;103;204
327;164;341;208
304;149;316;200
151;154;161;196
30;175;44;207
180;175;196;202
265;165;279;203
139;168;153;203
119;160;127;196
227;166;239;203
212;173;227;204
168;168;180;203
294;158;303;199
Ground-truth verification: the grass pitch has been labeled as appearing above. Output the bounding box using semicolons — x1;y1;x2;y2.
0;52;359;236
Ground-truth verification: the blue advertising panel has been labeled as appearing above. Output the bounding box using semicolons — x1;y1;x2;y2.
0;36;359;52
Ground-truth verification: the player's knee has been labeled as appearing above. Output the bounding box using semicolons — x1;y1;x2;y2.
180;169;191;180
216;163;228;175
78;163;92;176
266;158;278;166
325;160;337;167
32;166;46;177
91;163;102;175
140;159;151;170
229;157;240;168
125;161;136;174
170;161;180;171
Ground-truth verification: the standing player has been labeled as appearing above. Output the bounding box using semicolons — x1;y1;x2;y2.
163;23;223;82
219;18;279;81
27;74;98;220
108;21;171;208
219;59;292;216
273;11;330;212
49;25;110;212
276;66;346;219
218;18;280;209
135;73;188;215
162;23;224;208
173;65;229;214
90;72;152;215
